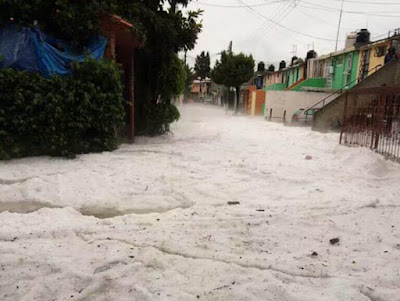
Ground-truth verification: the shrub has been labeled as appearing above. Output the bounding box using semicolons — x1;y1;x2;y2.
0;59;125;159
143;103;181;136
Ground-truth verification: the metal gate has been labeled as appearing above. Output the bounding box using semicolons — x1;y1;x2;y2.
340;86;400;163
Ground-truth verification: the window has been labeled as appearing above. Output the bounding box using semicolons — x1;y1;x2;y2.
375;46;386;57
344;53;354;87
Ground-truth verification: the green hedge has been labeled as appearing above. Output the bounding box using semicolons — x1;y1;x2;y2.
142;102;180;136
0;59;125;159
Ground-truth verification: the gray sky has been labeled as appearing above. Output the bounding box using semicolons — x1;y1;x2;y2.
181;0;400;68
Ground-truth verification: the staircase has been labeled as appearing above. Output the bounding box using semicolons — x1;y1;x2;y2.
310;60;400;132
285;77;306;91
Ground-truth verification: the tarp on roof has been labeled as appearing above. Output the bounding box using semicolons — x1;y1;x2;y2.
0;25;107;77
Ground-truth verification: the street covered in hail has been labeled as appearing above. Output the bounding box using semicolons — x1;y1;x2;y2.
1;104;400;301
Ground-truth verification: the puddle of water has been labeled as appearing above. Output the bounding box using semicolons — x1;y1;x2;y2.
0;202;194;219
0;201;60;214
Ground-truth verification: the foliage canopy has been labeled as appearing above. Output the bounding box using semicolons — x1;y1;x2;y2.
0;60;125;159
0;0;202;135
211;51;255;89
211;50;254;112
194;51;211;79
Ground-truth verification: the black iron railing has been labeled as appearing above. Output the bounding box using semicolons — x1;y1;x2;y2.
304;64;383;116
340;86;400;162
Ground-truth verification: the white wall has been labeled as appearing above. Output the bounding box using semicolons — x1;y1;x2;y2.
265;91;336;123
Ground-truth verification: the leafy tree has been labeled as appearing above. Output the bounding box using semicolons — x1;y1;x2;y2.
211;51;255;113
194;51;210;79
0;0;203;135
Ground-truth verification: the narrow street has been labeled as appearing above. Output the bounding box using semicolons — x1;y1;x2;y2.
1;103;399;301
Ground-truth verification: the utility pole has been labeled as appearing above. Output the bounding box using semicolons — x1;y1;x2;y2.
335;0;344;51
228;41;233;55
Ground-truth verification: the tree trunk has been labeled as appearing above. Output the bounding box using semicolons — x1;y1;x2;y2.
235;86;240;114
199;81;202;102
170;0;177;13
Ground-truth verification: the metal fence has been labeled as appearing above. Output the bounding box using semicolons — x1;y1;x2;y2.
340;86;400;163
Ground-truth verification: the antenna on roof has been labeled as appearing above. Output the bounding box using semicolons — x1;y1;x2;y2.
291;45;297;57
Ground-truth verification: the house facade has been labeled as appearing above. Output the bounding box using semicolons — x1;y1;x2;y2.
191;78;211;96
331;49;360;90
306;33;400;92
243;29;400;122
307;47;360;91
264;61;323;91
357;34;400;80
282;63;306;89
264;70;282;88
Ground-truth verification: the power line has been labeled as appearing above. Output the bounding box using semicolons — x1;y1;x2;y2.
299;1;400;17
238;0;266;21
303;0;400;13
241;0;305;50
371;28;400;40
297;7;354;30
194;0;400;8
235;0;341;42
300;4;400;18
239;0;290;44
371;32;390;40
253;0;292;39
260;0;300;36
256;1;292;37
238;1;291;49
191;0;289;8
325;0;400;5
255;0;328;48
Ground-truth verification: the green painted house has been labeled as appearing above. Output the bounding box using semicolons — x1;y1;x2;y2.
291;78;327;91
331;50;360;90
282;63;305;88
263;48;361;93
264;62;305;91
264;61;329;92
265;83;287;91
307;47;360;91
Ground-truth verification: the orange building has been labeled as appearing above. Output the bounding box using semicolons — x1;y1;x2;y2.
242;86;265;116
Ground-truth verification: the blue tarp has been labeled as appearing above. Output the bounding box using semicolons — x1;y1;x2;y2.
0;25;107;77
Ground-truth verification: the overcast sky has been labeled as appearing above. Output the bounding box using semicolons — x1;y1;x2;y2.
180;0;400;68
